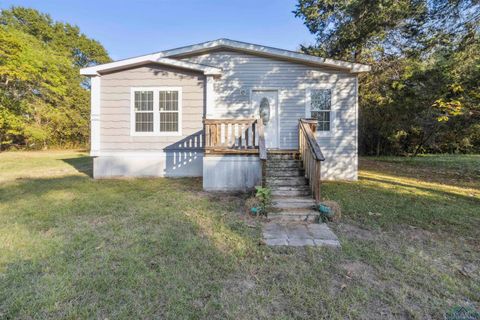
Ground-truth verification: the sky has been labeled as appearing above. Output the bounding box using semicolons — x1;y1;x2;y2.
0;0;316;60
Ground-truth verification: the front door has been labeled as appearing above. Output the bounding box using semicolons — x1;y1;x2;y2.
252;90;279;149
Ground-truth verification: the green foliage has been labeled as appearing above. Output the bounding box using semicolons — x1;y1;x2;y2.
254;186;272;216
0;7;110;150
295;0;480;155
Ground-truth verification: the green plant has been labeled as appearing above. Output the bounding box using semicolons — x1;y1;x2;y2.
244;196;261;215
255;186;272;216
445;306;480;320
316;200;341;223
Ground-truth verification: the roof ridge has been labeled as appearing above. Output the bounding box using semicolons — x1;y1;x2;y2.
80;39;370;76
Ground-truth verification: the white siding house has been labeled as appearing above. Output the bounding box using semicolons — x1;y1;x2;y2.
80;39;369;191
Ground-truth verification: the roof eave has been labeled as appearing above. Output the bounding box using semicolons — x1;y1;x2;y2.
80;56;222;76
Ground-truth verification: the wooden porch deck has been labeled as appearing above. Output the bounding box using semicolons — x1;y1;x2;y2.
203;118;325;203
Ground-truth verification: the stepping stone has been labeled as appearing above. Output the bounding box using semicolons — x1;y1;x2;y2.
307;223;339;240
262;222;341;248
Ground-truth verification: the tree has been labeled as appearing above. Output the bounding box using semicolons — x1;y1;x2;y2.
0;7;111;150
294;0;480;155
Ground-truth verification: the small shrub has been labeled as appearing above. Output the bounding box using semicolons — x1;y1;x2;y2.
255;186;272;216
244;187;272;217
317;200;341;222
245;196;261;215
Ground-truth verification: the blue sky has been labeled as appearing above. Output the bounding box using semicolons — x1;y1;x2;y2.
0;0;316;60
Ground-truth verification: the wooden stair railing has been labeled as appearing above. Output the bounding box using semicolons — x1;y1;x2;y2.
299;119;325;204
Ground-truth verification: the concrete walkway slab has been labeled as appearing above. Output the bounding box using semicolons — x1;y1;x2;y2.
262;222;341;248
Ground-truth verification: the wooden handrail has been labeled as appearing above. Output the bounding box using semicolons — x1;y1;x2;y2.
299;119;325;161
299;118;325;204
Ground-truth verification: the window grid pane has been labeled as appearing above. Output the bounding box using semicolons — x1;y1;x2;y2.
135;112;154;132
311;89;331;111
134;91;153;111
311;111;330;132
159;90;178;111
160;112;178;132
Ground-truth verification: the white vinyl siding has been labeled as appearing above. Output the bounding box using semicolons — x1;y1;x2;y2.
96;51;359;180
182;50;358;180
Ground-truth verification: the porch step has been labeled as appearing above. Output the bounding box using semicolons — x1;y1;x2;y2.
265;176;307;187
268;209;318;222
265;160;303;169
270;185;310;197
270;185;310;191
264;153;319;222
271;189;311;197
265;168;305;177
272;196;316;210
268;152;300;160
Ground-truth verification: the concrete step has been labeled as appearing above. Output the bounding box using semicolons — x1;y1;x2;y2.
271;189;311;197
270;185;310;191
268;209;318;222
265;176;307;186
265;168;305;177
268;152;300;160
266;160;303;168
272;196;316;209
262;222;341;247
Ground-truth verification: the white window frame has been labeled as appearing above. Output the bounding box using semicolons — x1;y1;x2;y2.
305;85;336;137
130;87;182;136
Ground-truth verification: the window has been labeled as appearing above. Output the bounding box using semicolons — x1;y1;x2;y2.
159;90;179;132
134;91;154;132
131;87;182;136
309;89;332;132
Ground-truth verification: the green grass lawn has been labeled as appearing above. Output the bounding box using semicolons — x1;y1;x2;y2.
0;151;479;319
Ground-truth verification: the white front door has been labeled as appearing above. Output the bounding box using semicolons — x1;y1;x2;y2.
252;90;279;149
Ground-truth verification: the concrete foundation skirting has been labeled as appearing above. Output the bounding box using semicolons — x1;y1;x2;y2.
93;151;203;178
203;155;262;191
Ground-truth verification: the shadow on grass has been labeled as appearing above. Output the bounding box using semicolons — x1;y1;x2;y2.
61;156;93;178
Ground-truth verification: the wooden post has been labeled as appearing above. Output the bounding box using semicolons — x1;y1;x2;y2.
315;159;321;203
211;124;217;147
252;122;256;148
303;118;318;133
262;160;266;187
205;124;210;148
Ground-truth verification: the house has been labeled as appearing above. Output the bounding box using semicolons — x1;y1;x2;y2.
80;39;370;198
